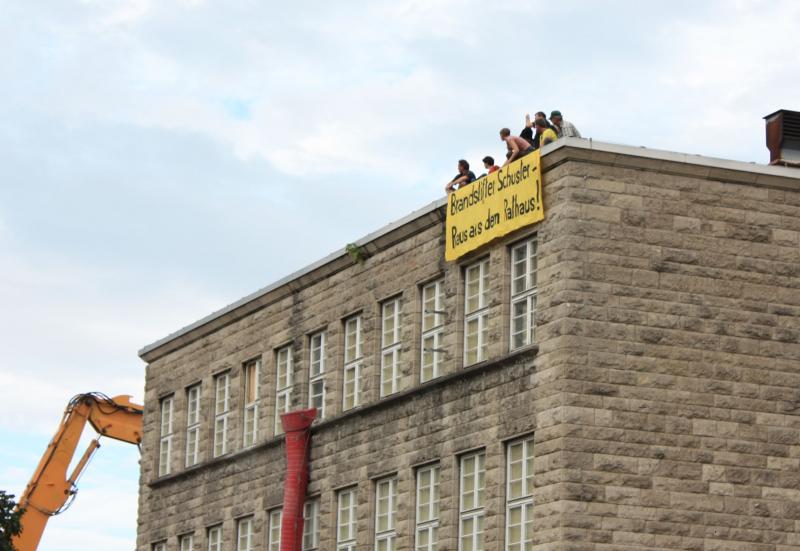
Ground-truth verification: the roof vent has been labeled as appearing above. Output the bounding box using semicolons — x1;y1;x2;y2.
764;109;800;167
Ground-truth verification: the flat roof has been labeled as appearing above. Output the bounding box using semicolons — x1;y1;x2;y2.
139;138;800;362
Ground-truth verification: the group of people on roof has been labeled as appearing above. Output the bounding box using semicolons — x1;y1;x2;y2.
445;110;580;193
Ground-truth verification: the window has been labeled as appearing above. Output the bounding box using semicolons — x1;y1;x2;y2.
185;385;201;467
420;279;445;383
510;238;537;350
153;543;166;551
243;359;260;447
158;396;174;476
180;534;194;551
268;509;282;551
464;259;490;365
308;332;326;418
213;373;230;457
336;487;357;551
380;298;402;397
459;452;485;551
207;525;222;551
275;346;293;435
303;499;320;550
415;464;440;551
375;477;397;551
342;316;363;411
506;436;534;551
237;516;254;551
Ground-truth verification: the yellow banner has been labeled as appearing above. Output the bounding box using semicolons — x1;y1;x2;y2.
445;151;544;261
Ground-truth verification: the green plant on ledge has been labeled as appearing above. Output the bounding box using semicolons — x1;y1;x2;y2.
345;243;368;265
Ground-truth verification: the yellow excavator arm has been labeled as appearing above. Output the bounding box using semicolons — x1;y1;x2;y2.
13;393;143;551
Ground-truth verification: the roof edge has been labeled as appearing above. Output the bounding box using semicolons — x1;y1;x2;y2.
138;196;447;361
139;138;800;362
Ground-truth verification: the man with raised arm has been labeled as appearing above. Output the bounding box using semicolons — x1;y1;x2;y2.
520;111;553;149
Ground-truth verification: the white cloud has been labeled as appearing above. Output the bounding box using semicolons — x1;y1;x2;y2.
2;3;800;550
653;0;800;160
0;232;223;433
91;0;152;28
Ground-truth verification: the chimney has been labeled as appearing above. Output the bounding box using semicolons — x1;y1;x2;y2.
764;109;800;167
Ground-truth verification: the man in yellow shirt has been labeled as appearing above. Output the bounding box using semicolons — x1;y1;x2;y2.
535;119;558;147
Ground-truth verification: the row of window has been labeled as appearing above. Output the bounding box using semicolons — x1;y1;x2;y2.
151;501;317;551
158;237;538;477
152;435;533;551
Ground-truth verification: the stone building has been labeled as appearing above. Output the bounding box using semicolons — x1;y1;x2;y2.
137;138;800;551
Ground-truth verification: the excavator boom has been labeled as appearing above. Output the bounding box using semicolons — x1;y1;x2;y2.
12;393;143;551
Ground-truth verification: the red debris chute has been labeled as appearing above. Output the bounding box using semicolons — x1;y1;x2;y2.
279;408;317;551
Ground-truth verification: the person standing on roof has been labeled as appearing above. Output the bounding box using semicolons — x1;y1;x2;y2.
520;114;535;146
483;156;500;174
549;110;581;138
445;159;476;193
500;128;535;166
535;119;558;148
519;112;551;148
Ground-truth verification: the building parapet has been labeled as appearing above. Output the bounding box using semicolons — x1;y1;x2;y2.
139;138;800;363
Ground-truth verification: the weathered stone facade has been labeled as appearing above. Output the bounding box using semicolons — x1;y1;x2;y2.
138;140;800;550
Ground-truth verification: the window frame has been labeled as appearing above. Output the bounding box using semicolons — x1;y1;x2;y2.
420;279;445;383
374;476;398;550
303;498;321;550
464;259;490;366
509;237;538;351
268;508;283;551
342;316;363;411
415;464;440;551
213;372;230;458
505;436;535;551
308;332;326;418
458;451;486;551
275;346;293;435
336;487;358;551
237;515;254;551
242;358;260;447
179;533;194;551
185;384;201;467
380;297;403;397
153;542;167;551
207;525;223;551
158;395;174;476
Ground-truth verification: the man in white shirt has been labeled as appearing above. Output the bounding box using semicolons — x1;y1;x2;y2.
549;110;581;138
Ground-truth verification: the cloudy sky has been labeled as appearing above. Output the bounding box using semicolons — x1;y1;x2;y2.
1;0;798;548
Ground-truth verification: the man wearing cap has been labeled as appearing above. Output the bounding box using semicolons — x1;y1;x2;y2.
549;110;581;139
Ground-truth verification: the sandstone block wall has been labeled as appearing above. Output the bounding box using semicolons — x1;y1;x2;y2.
534;154;800;550
138;143;800;551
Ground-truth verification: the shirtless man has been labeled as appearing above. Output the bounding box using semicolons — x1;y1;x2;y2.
500;128;535;166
